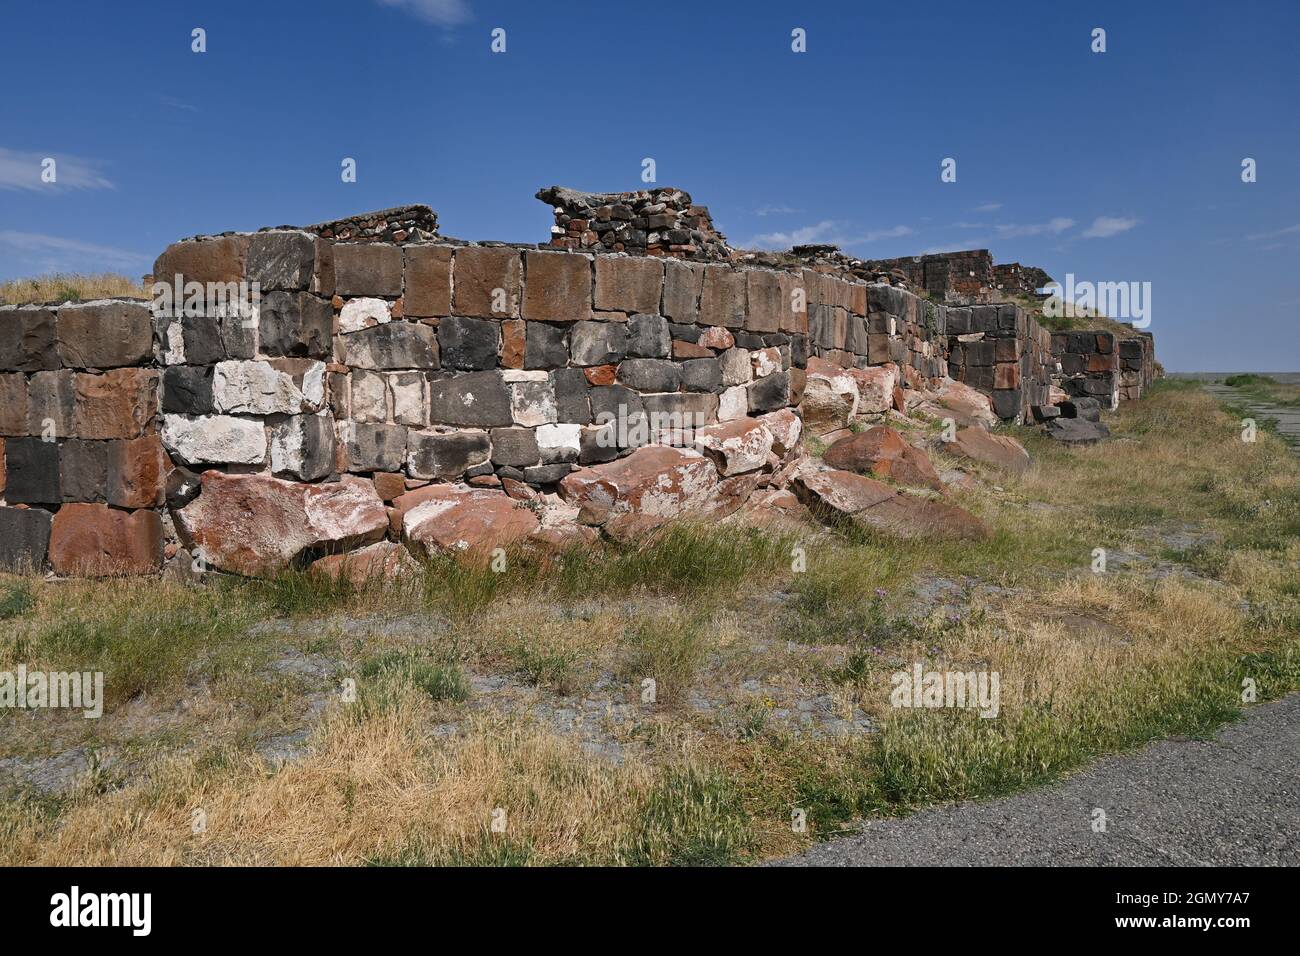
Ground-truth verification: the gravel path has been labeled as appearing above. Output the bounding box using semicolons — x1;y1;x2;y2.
772;692;1300;866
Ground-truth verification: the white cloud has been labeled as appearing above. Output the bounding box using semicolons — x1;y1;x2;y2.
0;231;149;272
995;218;1076;238
745;221;913;251
1246;223;1300;241
754;204;801;217
973;202;1002;212
0;147;115;191
373;0;470;26
1081;215;1138;239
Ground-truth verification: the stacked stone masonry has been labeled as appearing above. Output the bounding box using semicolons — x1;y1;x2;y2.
0;198;1159;577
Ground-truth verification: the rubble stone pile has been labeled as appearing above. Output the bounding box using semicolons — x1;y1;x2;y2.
538;186;730;260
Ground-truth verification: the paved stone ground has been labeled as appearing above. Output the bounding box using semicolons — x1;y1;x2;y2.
1171;372;1300;453
773;692;1300;866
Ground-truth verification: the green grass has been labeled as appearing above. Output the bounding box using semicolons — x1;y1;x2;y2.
0;582;35;620
358;649;469;707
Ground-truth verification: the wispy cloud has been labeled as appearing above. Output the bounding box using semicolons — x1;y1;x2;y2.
972;202;1002;212
1245;223;1300;241
0;231;150;271
745;220;913;251
1081;215;1138;239
754;204;801;217
994;218;1076;238
0;147;115;191
373;0;471;26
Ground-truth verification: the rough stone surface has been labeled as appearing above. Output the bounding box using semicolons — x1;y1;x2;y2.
522;251;591;322
824;427;945;492
247;230;334;294
55;301;154;368
438;315;499;370
177;472;388;576
338;297;392;334
427;371;513;427
49;504;163;576
333;243;403;297
58;439;108;502
559;445;720;536
310;540;419;584
212;360;323;415
73;369;159;440
626;313;670;358
693;418;774;476
594;256;662;314
270;413;336;481
107;434;170;508
161;414;267;466
0;506;53;571
0;308;58;371
453;246;521;318
403;245;452;317
340;322;438;370
402;485;540;559
259;291;333;358
340;422;407;472
27;370;75;438
947;427;1031;474
407;429;492;480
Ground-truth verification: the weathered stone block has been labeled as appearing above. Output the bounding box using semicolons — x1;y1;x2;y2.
510;380;557;426
403;244;453;317
489;426;540;467
177;472;387;577
27;369;75;438
540;368;586;425
745;271;783;333
747;370;789;413
5;437;59;504
59;439;107;502
501;319;525;368
662;261;704;324
522;251;591;322
49;503;162;576
0;307;58;371
642;392;719;427
589;384;644;423
699;266;746;328
247;230;334;294
0;373;28;436
617;358;680;393
681;357;722;392
627;313;670;358
405;428;491;480
179;313;256;364
524;322;568;369
107;434;170;508
427;370;513;427
438;315;499;370
161;413;266;466
523;463;572;485
0;506;53;571
333;243;403;297
271;413;336;481
55;300;154;368
536;422;581;464
594;256;663;314
388;371;426;426
338;297;391;334
74;369;159;440
212;359;323;415
570;321;628;366
152;235;249;287
162;364;215;415
454;246;522;318
259;291;333;358
340;422;407;472
340;322;438;369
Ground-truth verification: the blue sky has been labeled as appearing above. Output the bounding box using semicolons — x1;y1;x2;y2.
1;0;1296;371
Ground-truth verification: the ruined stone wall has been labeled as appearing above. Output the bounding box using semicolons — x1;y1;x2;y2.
945;304;1054;423
1117;332;1156;401
1052;330;1120;410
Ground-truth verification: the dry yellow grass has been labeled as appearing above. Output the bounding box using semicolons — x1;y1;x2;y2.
0;272;147;305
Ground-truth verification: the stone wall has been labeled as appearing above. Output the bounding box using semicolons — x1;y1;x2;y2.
945;304;1054;423
0;196;1160;578
860;250;1054;304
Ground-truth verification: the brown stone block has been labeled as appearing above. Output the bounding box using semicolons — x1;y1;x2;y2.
0;373;27;436
662;260;704;324
334;243;404;297
49;503;163;576
56;300;154;369
994;363;1021;389
501;319;525;368
454;247;522;318
107;434;170;508
73;368;159;440
778;273;807;333
152;235;250;287
699;266;745;328
594;256;663;314
522;251;591;322
404;245;453;317
744;270;783;333
1087;353;1116;373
